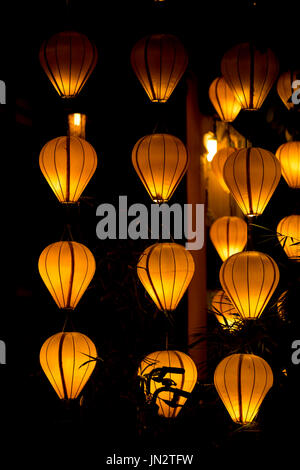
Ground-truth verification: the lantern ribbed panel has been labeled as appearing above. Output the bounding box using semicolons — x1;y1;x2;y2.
223;147;281;217
208;77;241;122
211;147;236;193
39;31;98;98
39;136;97;203
138;350;197;418
137;243;195;311
132;134;188;203
214;354;273;424
38;241;96;309
40;332;97;399
211;290;240;328
209;216;247;262
219;251;280;320
275;142;300;188
221;42;279;110
130;34;188;103
277;215;300;262
277;70;300;110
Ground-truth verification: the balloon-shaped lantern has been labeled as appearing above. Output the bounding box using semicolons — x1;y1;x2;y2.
214;354;273;424
130;34;188;103
208;77;241;122
275;141;300;188
137;243;195;311
40;332;97;399
38;241;96;309
211;290;240;329
138;350;197;418
277;70;300;110
39;136;97;203
223;147;281;217
209;216;247;262
219;251;280;320
276;215;300;262
132;133;188;203
211;147;236;193
221;42;279;110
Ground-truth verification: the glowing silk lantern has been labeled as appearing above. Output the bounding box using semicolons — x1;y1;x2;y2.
219;251;280;320
68;113;86;139
223;147;281;217
38;241;96;309
130;34;188;103
211;290;240;329
203;132;218;162
137;243;195;311
132;134;188;203
40;332;97;399
138;350;197;418
214;354;273;424
209;216;247;262
221;42;279;110
275;141;300;188
39;136;97;203
277;70;300;110
209;77;241;122
277;215;300;262
211;147;236;193
39;31;98;98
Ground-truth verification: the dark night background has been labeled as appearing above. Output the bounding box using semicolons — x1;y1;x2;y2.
1;0;299;464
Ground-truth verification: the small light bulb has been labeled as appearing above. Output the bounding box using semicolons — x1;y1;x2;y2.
74;113;81;126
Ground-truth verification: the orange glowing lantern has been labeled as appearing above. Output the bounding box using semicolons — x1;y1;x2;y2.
277;70;300;110
211;147;236;193
275;141;300;188
276;215;300;262
68;113;86;139
209;77;241;122
209;216;247;262
211;290;240;329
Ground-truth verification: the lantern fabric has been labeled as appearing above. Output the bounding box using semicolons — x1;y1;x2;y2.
39;136;97;203
221;42;279;110
275;141;300;188
68;113;86;139
39;31;98;98
211;147;236;193
219;251;280;320
38;241;96;309
138;350;197;418
132;133;188;203
223;147;281;217
209;77;241;122
211;290;240;329
277;70;300;110
209;216;247;262
137;243;195;311
214;353;273;424
276;215;300;262
40;332;97;399
130;34;188;103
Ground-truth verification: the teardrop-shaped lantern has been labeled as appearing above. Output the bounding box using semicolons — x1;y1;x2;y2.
138;350;197;418
219;251;280;320
223;147;281;217
208;77;241;122
132;134;188;203
211;290;240;329
214;353;273;424
209;216;247;262
275;141;300;188
211;147;236;193
276;215;300;262
221;42;279;110
38;241;96;309
39;136;97;203
277;70;300;110
137;243;195;311
130;34;188;103
40;332;97;399
39;31;98;98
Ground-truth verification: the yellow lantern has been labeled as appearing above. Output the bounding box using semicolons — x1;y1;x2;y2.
38;241;96;309
209;216;247;262
276;70;300;110
208;77;241;122
214;353;273;424
211;147;236;193
39;31;98;98
40;331;97;399
138;350;197;418
211;290;240;329
275;141;300;188
219;251;280;320
223;147;281;217
132;134;188;203
221;42;279;110
130;34;188;103
137;243;195;311
276;215;300;262
68;113;86;139
39;136;97;203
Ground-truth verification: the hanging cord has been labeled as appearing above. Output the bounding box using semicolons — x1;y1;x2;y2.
62;308;76;332
246;216;256;251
